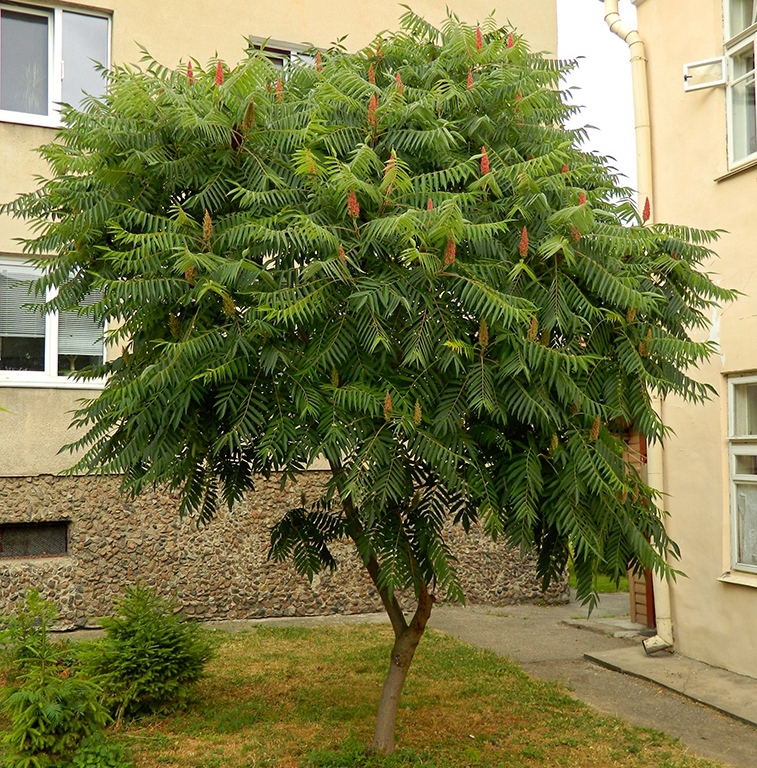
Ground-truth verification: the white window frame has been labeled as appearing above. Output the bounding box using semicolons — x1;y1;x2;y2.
724;2;757;167
0;256;104;389
728;374;757;573
0;3;111;129
683;57;726;92
248;36;315;70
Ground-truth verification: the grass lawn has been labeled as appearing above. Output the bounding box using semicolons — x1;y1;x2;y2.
567;563;629;594
8;623;716;768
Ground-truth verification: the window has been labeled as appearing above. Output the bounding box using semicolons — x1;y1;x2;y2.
0;257;104;385
248;36;314;70
0;4;109;127
728;376;757;572
0;521;68;558
726;1;757;165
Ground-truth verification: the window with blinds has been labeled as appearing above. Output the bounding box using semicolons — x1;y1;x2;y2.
0;258;104;381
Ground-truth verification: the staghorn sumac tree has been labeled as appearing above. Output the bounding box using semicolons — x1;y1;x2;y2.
3;10;732;753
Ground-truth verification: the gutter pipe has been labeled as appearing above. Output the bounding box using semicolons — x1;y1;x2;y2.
601;0;673;653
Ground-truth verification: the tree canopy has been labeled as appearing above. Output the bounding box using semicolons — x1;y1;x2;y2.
3;10;733;752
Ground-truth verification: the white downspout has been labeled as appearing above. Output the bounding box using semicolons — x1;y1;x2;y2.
601;0;674;652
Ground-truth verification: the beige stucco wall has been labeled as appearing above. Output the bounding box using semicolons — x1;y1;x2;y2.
636;0;757;678
0;387;100;475
0;0;556;478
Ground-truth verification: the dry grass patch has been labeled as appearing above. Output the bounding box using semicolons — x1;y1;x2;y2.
99;623;725;768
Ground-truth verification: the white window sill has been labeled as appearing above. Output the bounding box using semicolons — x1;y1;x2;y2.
0;112;61;130
718;570;757;588
0;375;104;390
715;156;757;182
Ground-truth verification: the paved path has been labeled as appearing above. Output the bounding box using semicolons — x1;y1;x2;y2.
428;596;757;768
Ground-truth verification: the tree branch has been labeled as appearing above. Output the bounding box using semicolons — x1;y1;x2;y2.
328;458;408;637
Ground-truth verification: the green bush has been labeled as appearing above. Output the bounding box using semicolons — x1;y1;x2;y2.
2;669;109;768
66;733;134;768
77;584;215;720
0;590;69;676
0;592;109;768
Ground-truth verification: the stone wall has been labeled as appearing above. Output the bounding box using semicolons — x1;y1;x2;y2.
0;474;568;628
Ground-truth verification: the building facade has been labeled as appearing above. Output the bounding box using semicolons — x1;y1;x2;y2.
0;0;561;625
631;0;757;677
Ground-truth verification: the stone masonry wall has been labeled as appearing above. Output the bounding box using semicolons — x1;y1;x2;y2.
0;474;567;628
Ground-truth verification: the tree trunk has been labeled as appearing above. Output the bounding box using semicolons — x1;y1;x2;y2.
371;583;434;754
330;463;435;755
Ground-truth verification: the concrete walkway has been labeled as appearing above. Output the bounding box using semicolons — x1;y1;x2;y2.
59;593;757;768
428;594;757;768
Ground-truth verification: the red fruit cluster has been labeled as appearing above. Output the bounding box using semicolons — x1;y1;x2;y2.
475;25;483;51
561;163;569;174
480;146;489;175
368;63;376;85
395;72;403;94
467;70;474;91
276;76;284;103
368;93;378;129
316;51;323;73
444;237;456;266
519;226;529;257
579;192;587;205
215;61;224;86
347;189;360;218
507;33;514;48
642;197;651;223
187;61;194;85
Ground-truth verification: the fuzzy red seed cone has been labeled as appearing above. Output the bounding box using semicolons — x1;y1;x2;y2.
466;69;474;91
202;210;213;244
315;51;323;73
475;25;483;51
478;317;489;347
427;199;434;211
515;91;522;101
561;163;569;174
276;76;284;103
367;93;378;129
480;146;489;175
338;243;347;263
507;32;514;48
187;61;194;85
579;192;587;206
642;196;651;223
368;63;376;85
395;71;403;94
444;237;456;266
383;391;393;421
571;226;581;243
347;189;360;219
519;226;529;257
589;416;600;442
214;60;224;85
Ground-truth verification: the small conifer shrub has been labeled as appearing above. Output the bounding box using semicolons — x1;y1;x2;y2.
77;585;214;720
